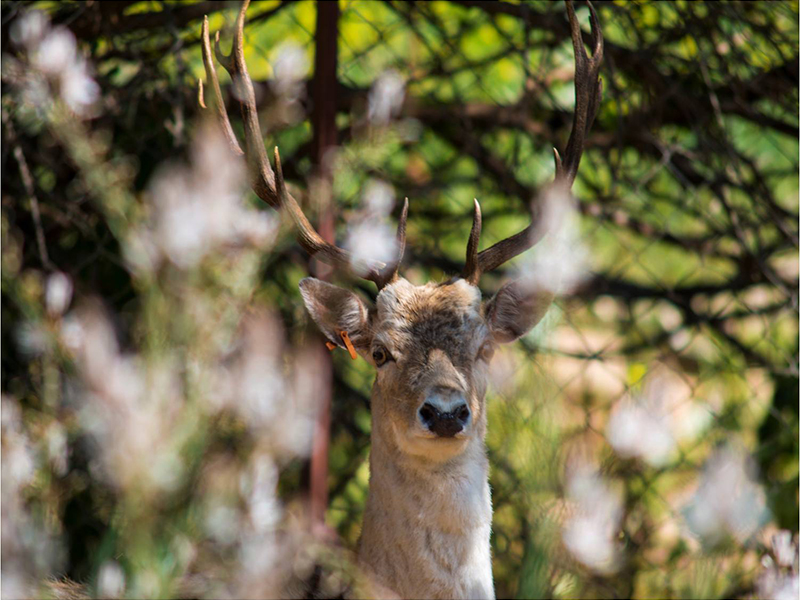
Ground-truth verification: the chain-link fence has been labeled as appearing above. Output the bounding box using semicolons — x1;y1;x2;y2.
2;1;797;598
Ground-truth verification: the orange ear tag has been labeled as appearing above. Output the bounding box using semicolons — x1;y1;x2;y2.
339;330;358;360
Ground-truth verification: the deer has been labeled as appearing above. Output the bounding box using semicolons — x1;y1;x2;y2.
199;1;602;598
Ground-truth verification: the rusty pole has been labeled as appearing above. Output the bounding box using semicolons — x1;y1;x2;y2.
307;0;339;535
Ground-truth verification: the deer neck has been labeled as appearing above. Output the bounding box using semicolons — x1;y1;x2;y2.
357;390;495;600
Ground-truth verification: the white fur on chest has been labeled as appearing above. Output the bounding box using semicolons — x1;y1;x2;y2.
359;449;495;599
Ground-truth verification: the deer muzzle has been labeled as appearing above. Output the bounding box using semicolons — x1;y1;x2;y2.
418;392;471;438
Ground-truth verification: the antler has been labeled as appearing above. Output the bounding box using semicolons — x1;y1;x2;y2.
464;199;482;285
462;0;603;283
199;1;407;289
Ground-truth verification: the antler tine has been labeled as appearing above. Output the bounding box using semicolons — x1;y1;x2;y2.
557;0;603;187
219;0;277;208
463;199;482;284
273;147;379;278
200;16;243;156
213;31;233;72
201;1;408;289
374;197;409;289
472;0;603;277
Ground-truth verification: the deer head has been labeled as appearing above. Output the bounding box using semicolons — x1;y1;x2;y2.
299;272;559;463
200;0;602;463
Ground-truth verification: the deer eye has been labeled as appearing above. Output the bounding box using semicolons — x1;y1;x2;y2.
372;346;392;367
478;342;495;362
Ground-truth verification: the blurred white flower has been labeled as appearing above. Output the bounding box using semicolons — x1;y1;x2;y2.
233;213;277;247
670;399;712;443
756;556;800;600
233;313;285;425
363;179;395;215
69;304;119;390
562;464;623;575
1;396;24;436
3;436;36;493
46;423;69;476
205;504;240;545
235;450;299;594
282;345;323;458
122;228;161;275
97;561;126;599
757;533;799;600
151;450;184;492
239;533;279;581
46;271;73;317
516;186;588;295
344;179;398;271
16;320;48;356
60;59;100;116
0;573;30;600
772;530;798;569
33;27;76;75
144;126;275;269
242;459;281;534
66;305;188;493
170;535;197;570
608;370;713;466
10;10;47;49
761;574;799;600
153;172;209;267
346;218;398;271
11;11;100;118
607;399;674;467
2;398;36;494
270;43;308;99
238;349;285;425
668;328;691;351
20;76;51;112
683;443;769;545
2;396;63;595
60;313;85;353
211;312;313;460
368;70;405;124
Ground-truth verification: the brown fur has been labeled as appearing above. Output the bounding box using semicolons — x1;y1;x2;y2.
43;579;90;600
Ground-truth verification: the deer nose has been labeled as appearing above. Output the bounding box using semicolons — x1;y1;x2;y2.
418;400;471;438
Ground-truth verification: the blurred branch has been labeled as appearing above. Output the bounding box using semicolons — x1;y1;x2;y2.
56;1;229;40
3;111;53;271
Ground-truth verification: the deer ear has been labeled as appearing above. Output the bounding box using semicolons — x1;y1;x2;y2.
299;278;372;353
485;280;554;344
